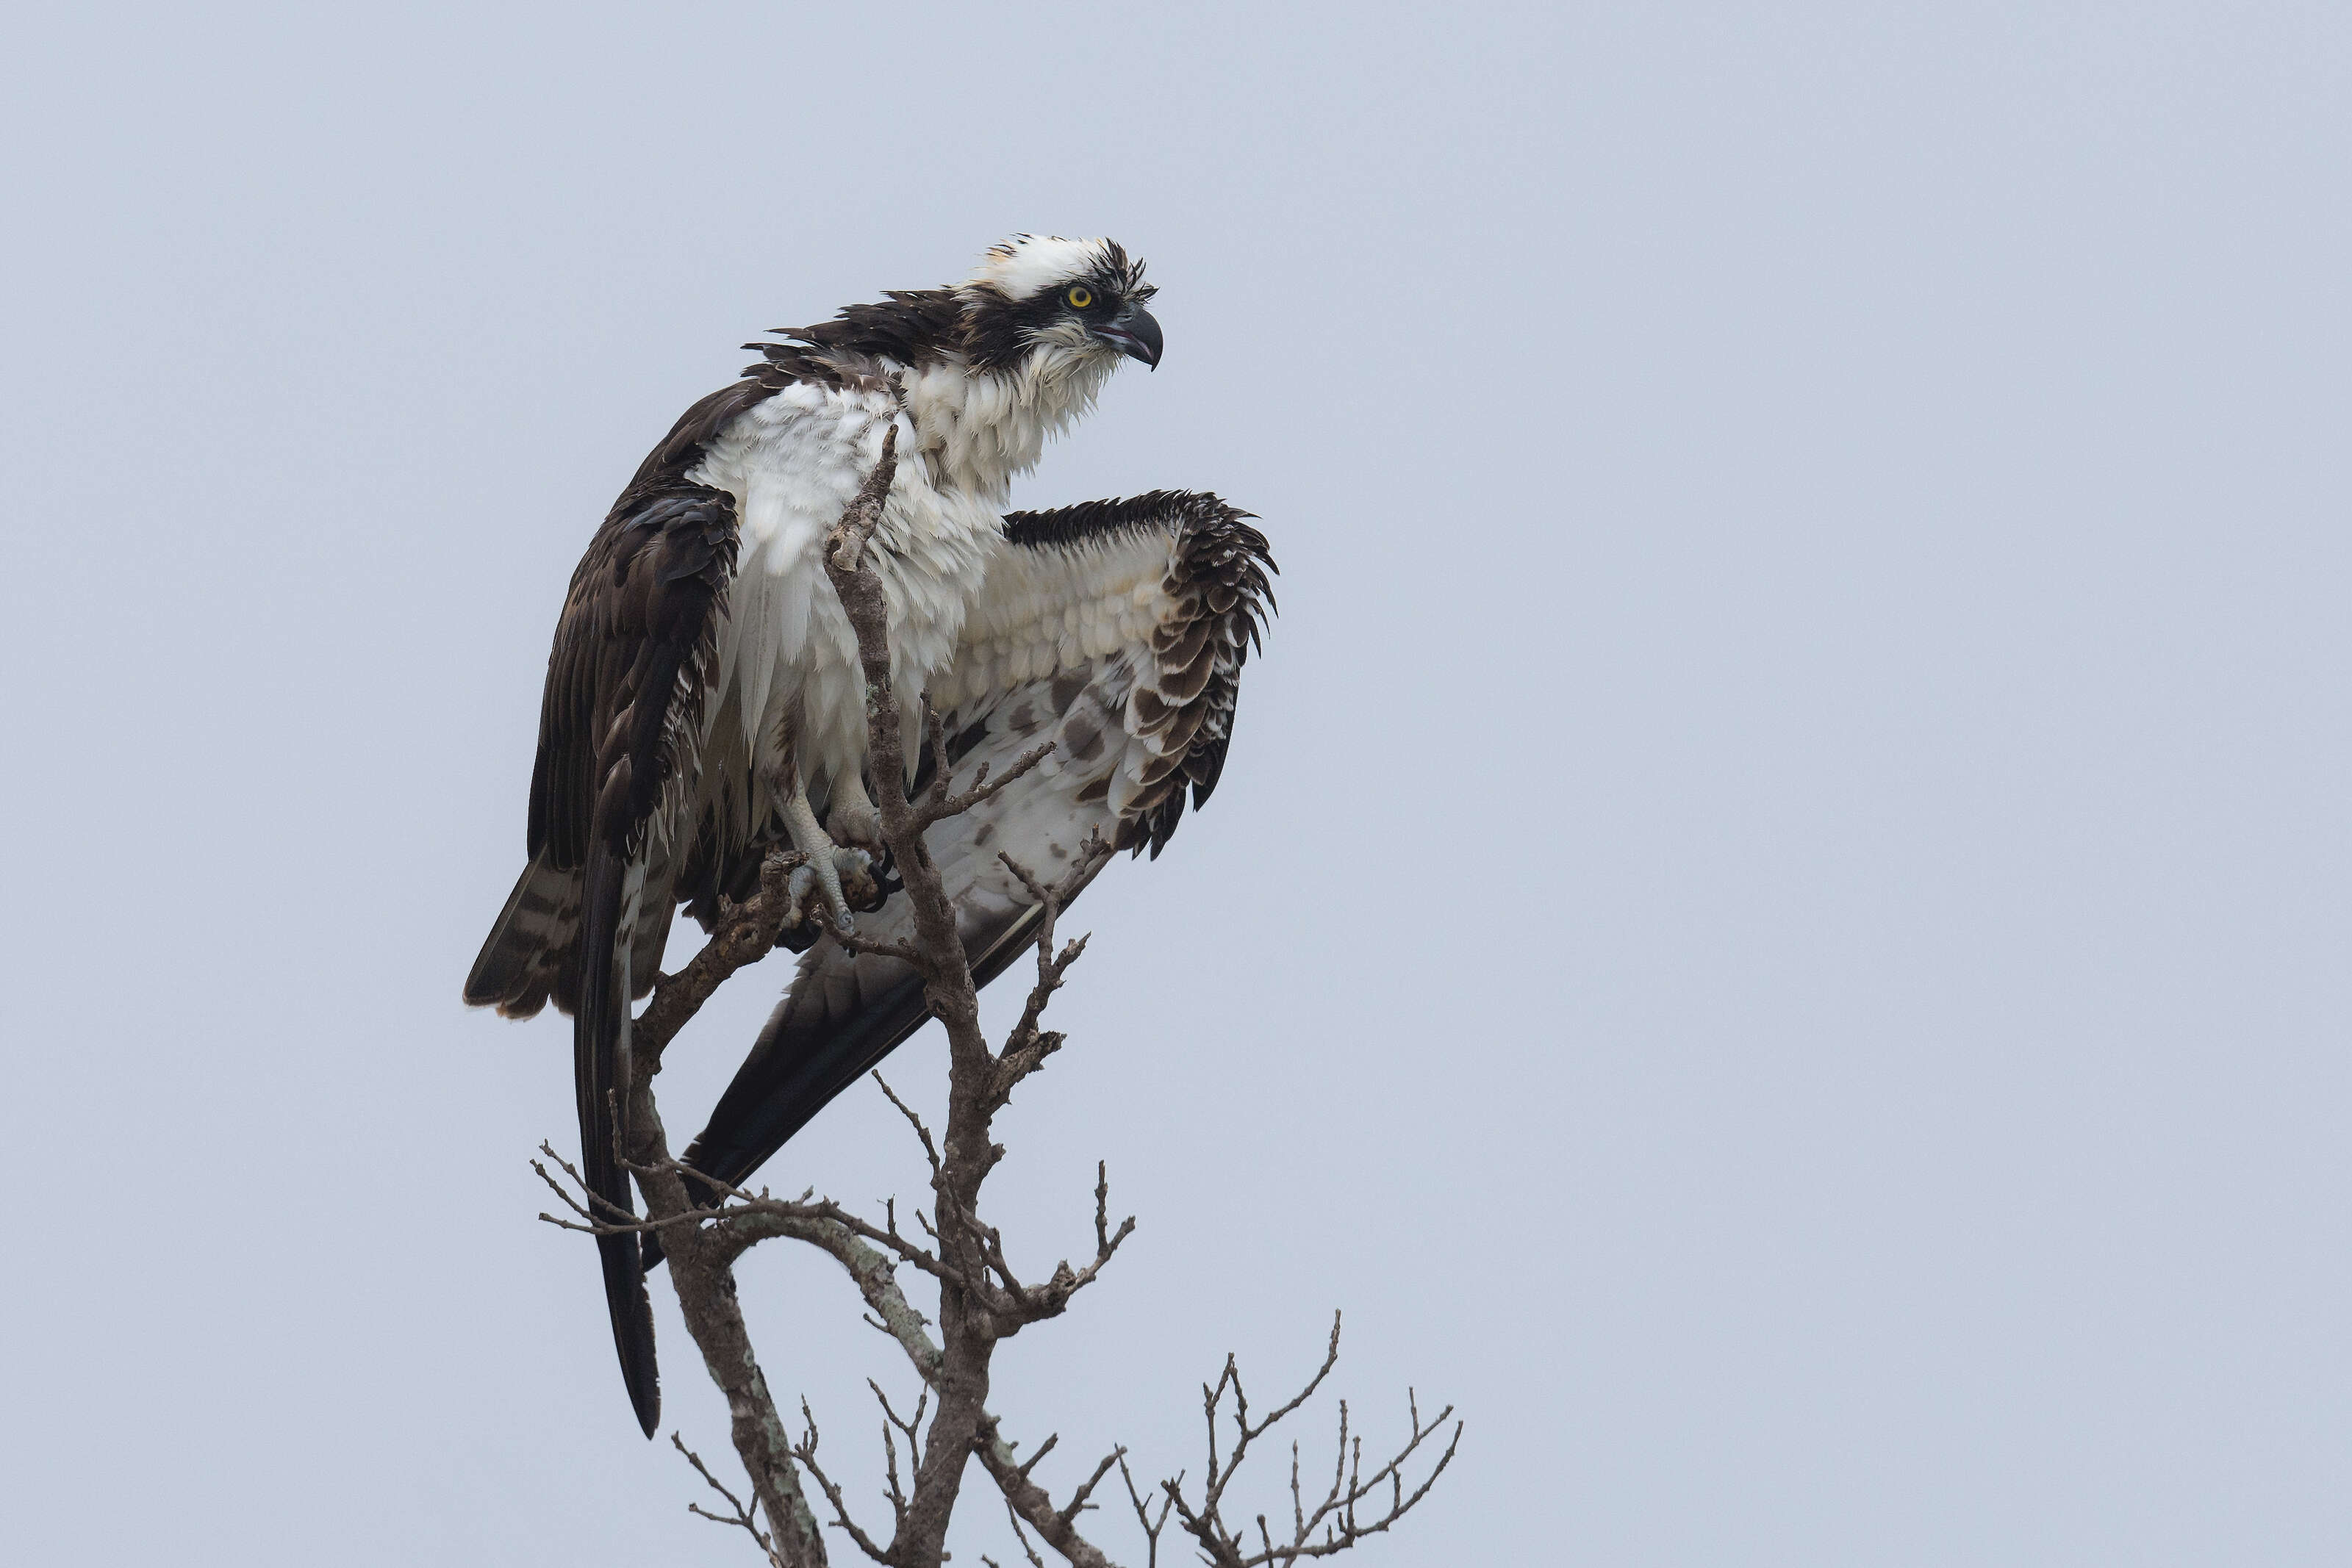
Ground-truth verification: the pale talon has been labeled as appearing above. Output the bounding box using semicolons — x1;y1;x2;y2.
826;773;882;852
784;863;820;932
776;769;865;935
808;841;853;932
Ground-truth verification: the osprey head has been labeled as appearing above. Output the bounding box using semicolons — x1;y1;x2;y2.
959;235;1162;373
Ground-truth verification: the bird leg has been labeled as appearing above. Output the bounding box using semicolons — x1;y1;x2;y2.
775;768;876;935
825;769;881;851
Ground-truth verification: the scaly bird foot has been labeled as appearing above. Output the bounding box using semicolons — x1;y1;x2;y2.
782;845;885;937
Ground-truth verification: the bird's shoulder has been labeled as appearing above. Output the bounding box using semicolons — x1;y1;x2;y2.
619;350;906;508
598;290;955;513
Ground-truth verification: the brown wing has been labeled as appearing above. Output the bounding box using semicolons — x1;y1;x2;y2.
466;378;770;1019
465;381;756;1441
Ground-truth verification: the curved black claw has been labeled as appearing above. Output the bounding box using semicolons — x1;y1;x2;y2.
861;843;904;909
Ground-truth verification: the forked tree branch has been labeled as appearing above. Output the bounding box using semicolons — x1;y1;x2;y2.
676;1433;792;1568
532;426;1456;1568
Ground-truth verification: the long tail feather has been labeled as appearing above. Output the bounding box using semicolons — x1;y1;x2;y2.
580;844;661;1436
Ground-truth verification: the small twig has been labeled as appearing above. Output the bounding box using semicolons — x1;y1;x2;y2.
1016;1432;1060;1481
1148;1316;1463;1565
831;927;928;965
987;834;1115;1117
673;1434;786;1567
788;1400;892;1564
1058;1447;1125;1530
1002;1499;1050;1568
871;1074;944;1184
917;741;1058;827
1120;1454;1175;1568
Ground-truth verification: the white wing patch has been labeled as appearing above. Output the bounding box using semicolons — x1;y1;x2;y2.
937;491;1274;862
936;527;1177;711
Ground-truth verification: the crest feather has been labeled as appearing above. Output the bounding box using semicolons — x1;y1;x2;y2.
964;234;1150;302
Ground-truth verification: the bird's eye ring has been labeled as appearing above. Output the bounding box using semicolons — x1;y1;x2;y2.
1066;285;1094;309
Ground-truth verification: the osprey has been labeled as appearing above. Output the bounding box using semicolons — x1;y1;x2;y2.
464;237;1276;1436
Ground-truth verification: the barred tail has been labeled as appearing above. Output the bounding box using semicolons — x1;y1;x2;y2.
464;853;582;1019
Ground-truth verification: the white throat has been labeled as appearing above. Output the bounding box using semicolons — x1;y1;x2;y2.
901;345;1120;503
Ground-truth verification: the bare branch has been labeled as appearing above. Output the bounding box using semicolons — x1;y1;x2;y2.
898;690;1060;832
827;483;1015;1558
785;1400;893;1564
1119;1456;1175;1568
919;740;1057;827
1147;1317;1461;1566
871;1074;945;1185
635;846;813;1065
997;1495;1051;1568
987;834;1116;1118
921;702;956;812
534;1141;967;1303
827;422;899;574
971;1415;1125;1568
831;927;929;966
674;1434;787;1567
1059;1447;1125;1531
1017;1431;1060;1480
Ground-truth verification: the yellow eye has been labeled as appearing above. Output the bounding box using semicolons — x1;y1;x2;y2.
1066;285;1093;309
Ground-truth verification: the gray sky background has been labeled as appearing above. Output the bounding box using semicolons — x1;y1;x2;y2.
6;3;2349;1562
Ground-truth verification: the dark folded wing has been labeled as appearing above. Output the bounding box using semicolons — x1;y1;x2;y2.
466;379;757;1437
465;377;772;1017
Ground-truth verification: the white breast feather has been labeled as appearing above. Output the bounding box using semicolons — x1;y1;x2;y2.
690;382;1000;799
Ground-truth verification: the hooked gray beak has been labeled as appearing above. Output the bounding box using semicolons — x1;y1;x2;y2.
1094;306;1163;370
